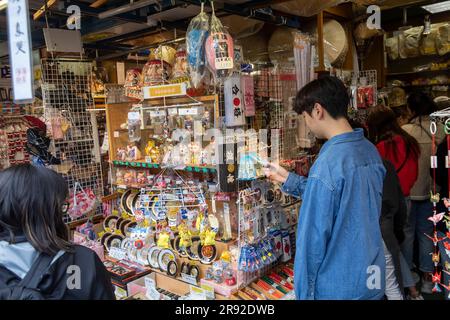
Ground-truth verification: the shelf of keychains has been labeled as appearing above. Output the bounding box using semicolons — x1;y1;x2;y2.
429;116;450;296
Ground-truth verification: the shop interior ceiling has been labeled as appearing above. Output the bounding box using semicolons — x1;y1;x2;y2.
0;0;448;61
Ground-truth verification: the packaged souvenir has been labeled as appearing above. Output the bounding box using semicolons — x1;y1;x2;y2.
151;45;177;66
186;3;210;88
172;45;188;80
436;23;450;56
141;60;172;86
124;68;142;87
205;2;234;82
399;26;423;58
385;36;399;60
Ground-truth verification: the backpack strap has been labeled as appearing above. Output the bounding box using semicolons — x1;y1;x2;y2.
19;252;55;290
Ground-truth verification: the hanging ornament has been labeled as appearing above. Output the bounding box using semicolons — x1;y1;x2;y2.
186;3;209;88
224;75;246;127
205;1;234;82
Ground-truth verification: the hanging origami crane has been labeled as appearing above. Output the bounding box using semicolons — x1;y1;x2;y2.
428;212;446;225
443;198;450;208
425;231;448;246
432;283;442;293
439;282;450;299
444;242;450;259
431;192;440;204
431;251;441;266
432;271;442;283
445;261;450;272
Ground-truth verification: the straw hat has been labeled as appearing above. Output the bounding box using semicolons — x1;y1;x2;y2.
388;87;407;108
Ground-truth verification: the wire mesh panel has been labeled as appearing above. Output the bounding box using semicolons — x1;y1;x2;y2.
41;59;104;224
253;63;299;162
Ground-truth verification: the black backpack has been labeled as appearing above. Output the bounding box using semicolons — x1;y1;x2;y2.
0;253;54;300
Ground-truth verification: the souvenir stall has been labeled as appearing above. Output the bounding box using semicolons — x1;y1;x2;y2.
80;2;318;300
4;0;450;301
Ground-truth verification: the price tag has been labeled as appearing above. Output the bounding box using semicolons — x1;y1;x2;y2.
145;276;156;290
200;283;215;300
178;107;198;116
149;110;166;118
114;131;120;138
181;273;198;286
146;286;161;300
108;247;127;260
215;58;233;70
114;285;128;300
189;286;207;300
280;291;296;300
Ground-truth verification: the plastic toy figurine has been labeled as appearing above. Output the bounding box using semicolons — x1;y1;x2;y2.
117;147;127;161
224;269;236;286
127;145;142;161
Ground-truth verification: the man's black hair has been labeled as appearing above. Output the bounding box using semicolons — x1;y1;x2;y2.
294;75;350;119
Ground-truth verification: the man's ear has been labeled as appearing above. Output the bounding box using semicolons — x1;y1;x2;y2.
313;103;325;120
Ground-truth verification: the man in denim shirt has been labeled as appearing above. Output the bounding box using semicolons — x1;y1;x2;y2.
266;76;386;299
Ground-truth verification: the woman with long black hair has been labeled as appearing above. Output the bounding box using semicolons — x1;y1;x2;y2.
0;164;115;300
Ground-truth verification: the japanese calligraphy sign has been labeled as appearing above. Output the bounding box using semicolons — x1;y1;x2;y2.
241;74;255;117
7;0;34;103
218;141;237;192
224;75;246;127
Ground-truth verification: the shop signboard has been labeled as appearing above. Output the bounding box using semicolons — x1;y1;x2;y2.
7;0;34;103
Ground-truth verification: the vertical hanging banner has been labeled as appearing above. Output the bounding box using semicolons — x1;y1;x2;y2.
224;75;245;127
7;0;34;103
241;74;255;117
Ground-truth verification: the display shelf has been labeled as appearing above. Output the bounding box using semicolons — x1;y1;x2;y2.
400;83;450;88
111;160;217;173
386;68;450;77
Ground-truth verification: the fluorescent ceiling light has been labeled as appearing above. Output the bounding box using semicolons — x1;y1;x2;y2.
0;0;7;11
422;1;450;14
98;0;157;19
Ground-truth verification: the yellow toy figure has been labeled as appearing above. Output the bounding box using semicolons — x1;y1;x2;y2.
145;140;161;163
204;229;216;246
157;231;171;248
178;223;192;248
220;251;232;264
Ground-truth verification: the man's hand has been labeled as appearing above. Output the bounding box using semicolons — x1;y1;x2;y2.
264;162;290;184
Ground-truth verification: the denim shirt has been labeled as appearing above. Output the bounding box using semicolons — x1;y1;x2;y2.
282;129;386;300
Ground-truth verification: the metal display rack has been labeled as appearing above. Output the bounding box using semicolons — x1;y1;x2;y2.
41;59;104;224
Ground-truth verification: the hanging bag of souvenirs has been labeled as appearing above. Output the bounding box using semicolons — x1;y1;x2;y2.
205;1;234;82
186;2;210;88
68;182;98;219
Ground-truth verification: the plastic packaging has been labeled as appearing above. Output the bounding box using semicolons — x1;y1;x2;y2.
171;45;188;80
420;27;438;56
124;68;142;87
205;1;234;82
385;36;399;61
186;3;210;88
141;60;172;86
399;26;423;58
436;23;450;56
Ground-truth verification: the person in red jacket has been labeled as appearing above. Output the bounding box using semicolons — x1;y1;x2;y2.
367;105;423;299
368;106;420;197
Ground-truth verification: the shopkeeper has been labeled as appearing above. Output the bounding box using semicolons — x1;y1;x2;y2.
0;164;115;300
265;76;386;300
